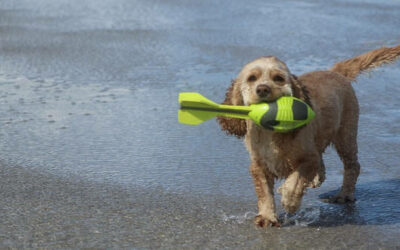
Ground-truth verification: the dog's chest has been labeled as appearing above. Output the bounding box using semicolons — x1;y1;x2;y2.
259;139;286;176
245;128;291;177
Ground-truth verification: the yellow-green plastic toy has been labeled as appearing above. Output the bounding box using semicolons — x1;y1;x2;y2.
178;92;315;132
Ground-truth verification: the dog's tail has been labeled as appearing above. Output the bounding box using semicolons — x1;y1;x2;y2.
330;44;400;81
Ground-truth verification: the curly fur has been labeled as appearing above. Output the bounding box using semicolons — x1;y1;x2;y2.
217;45;400;227
331;44;400;81
217;80;247;138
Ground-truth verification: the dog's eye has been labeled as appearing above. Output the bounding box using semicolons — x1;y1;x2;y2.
273;75;285;82
248;75;257;82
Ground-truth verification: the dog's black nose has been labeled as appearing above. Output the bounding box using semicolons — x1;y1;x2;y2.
256;84;271;98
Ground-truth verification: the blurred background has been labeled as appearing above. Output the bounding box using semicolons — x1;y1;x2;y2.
0;0;399;248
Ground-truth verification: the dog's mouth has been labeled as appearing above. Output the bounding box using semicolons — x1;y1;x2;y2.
257;96;276;103
247;96;276;105
256;92;290;103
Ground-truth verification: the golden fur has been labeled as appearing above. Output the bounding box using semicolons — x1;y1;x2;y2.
217;45;400;227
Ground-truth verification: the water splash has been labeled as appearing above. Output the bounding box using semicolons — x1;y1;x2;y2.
221;211;257;224
281;207;321;227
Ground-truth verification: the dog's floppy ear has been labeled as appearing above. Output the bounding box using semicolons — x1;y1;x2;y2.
217;79;247;138
290;74;312;107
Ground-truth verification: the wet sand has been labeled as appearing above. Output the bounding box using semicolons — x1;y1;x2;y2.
1;164;399;249
0;0;400;248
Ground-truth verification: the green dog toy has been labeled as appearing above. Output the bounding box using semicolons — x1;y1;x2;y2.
178;92;315;132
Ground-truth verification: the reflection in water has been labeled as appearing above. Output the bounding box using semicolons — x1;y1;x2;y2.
220;179;400;228
318;179;400;226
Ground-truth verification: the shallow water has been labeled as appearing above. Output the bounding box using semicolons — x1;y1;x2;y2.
0;0;399;248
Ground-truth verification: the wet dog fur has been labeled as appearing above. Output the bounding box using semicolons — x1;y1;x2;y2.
217;45;400;227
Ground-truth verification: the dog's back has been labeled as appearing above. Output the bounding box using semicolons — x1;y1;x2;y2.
304;44;400;150
298;71;358;151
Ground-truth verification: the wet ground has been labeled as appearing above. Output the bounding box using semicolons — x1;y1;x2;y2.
0;0;399;248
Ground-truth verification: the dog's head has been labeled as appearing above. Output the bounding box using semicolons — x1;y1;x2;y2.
218;56;310;137
236;56;299;104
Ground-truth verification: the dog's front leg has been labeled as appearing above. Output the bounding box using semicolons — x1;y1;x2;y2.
280;158;318;214
250;161;280;227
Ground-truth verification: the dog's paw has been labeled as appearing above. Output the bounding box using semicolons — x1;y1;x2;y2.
308;173;324;188
254;215;281;228
281;197;302;214
329;192;356;203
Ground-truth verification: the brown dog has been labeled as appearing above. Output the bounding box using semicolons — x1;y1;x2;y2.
218;45;400;227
